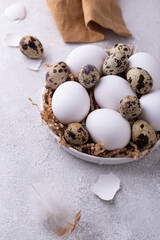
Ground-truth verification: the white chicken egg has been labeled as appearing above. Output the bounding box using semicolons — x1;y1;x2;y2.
94;75;136;111
128;52;160;90
86;109;131;150
66;45;107;76
52;81;90;124
140;90;160;131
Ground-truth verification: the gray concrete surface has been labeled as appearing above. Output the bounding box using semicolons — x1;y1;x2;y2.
0;0;160;239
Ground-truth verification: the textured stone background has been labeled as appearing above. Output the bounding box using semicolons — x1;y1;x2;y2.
0;0;160;239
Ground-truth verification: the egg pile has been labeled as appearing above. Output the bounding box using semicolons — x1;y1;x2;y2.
43;43;160;156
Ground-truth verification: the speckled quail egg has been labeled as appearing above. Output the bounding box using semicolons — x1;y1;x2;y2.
127;67;153;94
110;43;131;58
45;62;69;90
19;36;43;59
132;120;157;150
64;123;89;145
103;52;128;75
119;95;142;119
78;64;100;88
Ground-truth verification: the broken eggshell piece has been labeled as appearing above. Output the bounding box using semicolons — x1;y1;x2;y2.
18;51;43;71
91;173;120;201
4;3;26;21
5;33;21;47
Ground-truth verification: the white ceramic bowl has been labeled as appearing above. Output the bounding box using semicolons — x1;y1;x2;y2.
42;88;160;165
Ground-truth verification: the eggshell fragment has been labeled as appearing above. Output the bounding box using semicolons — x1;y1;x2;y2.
94;75;136;111
66;45;107;76
91;173;120;201
5;33;21;47
4;3;25;21
140;90;160;131
18;52;43;71
24;58;43;71
52;81;90;124
127;52;160;90
86;109;131;150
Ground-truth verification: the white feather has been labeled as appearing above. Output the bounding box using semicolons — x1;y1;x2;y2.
30;183;81;236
